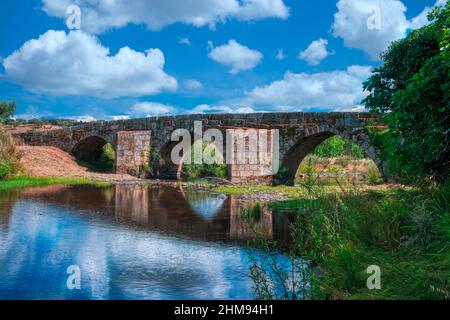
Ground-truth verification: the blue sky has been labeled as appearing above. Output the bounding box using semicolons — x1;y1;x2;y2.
0;0;444;121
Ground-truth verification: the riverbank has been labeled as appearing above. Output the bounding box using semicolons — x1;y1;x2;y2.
263;183;450;300
0;177;111;192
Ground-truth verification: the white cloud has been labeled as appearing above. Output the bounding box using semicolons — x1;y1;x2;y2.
185;79;203;90
298;38;331;66
178;37;192;46
130;102;175;117
110;115;130;121
276;49;286;60
67;115;97;122
189;104;255;114
332;0;445;59
3;30;177;98
42;0;289;34
236;65;373;111
334;105;367;112
208;40;263;74
14;105;54;120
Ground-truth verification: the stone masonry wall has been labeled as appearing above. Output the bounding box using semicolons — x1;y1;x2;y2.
227;128;276;185
116;131;151;177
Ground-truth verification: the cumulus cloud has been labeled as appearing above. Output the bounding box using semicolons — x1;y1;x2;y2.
298;38;331;66
178;37;192;46
67;115;97;122
236;65;372;111
110;115;130;121
130;102;176;117
208;40;263;74
2;30;177;98
276;49;286;60
42;0;289;34
335;105;367;112
189;104;255;114
332;0;445;59
185;79;203;90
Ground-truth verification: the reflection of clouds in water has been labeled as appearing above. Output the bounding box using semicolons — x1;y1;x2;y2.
0;200;253;299
185;191;227;220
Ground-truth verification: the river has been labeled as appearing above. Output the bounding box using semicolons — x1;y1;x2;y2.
0;184;292;300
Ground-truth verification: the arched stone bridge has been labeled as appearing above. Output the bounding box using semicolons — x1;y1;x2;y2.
15;112;386;185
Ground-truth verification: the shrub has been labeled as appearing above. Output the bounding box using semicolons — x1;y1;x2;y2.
182;141;229;179
256;184;450;300
313;136;365;159
0;125;21;179
367;166;383;185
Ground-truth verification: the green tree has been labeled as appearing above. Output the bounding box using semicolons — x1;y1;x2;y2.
313;136;365;159
0;101;16;123
363;3;449;183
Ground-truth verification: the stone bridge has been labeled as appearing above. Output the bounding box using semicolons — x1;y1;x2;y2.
15;112;386;185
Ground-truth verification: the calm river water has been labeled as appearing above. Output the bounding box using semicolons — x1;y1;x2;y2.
0;184;292;300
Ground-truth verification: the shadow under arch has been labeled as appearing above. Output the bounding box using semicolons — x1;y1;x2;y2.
156;130;229;181
280;130;385;185
72;135;116;171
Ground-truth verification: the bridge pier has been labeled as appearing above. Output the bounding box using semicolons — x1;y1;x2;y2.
116;131;151;177
227;128;277;185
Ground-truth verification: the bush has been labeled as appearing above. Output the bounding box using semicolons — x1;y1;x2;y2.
0;125;21;179
182;140;229;179
78;143;116;173
258;184;450;300
367;166;383;185
0;101;16;123
313;136;365;159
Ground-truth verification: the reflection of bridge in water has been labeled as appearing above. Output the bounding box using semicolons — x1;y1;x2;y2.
3;184;292;247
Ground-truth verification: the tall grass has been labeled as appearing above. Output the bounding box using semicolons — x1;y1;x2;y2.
248;182;450;300
0;125;21;179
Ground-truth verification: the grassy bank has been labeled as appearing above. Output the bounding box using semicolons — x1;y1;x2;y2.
258;184;450;300
0;177;111;192
214;184;392;199
215;185;338;198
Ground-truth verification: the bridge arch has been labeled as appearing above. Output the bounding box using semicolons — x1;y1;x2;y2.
155;130;228;180
71;135;116;172
279;127;385;185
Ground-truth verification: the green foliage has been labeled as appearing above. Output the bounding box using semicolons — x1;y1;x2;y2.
96;143;116;173
263;183;450;299
0;161;14;180
0;101;16;123
363;3;450;183
389;54;449;181
363;25;440;113
303;157;316;190
241;203;262;222
367;166;383;185
81;143;116;173
0;125;21;179
182;140;229;179
0;177;111;192
313;136;365;159
273;164;291;185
